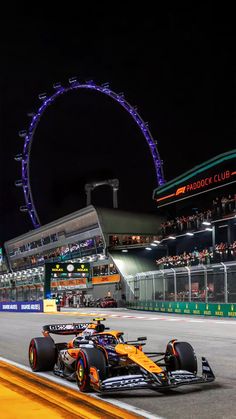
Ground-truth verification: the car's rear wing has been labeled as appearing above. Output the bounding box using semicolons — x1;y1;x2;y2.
42;323;90;335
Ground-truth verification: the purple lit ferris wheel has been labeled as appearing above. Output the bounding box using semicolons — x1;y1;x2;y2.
15;78;165;229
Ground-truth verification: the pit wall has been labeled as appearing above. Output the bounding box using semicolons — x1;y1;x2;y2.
126;300;236;318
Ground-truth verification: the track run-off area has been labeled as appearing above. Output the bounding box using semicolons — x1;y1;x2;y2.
0;308;236;419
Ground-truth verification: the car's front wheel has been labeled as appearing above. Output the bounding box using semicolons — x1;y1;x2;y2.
76;347;107;392
165;340;197;374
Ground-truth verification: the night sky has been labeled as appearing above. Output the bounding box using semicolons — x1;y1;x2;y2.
0;8;234;244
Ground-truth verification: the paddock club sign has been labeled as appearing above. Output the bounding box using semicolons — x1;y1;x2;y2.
154;168;236;207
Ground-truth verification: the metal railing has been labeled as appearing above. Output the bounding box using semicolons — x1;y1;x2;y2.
125;261;236;304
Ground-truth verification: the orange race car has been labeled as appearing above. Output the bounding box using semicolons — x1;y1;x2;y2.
29;318;215;393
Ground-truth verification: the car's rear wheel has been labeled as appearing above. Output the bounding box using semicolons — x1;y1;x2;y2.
165;340;197;374
29;337;56;372
76;347;107;392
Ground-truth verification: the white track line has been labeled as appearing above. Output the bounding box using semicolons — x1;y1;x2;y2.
166;318;182;321
148;317;166;320
122;315;135;318
59;310;236;325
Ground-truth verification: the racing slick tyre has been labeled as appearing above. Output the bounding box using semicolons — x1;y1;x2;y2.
165;341;197;374
29;337;56;372
76;347;107;392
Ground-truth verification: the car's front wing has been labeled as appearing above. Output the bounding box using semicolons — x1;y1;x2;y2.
97;357;215;393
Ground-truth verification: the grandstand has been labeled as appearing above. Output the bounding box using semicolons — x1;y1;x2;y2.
152;149;236;257
125;149;236;314
0;206;164;305
1;150;235;316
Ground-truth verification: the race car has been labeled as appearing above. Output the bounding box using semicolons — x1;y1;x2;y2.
96;297;117;308
28;318;215;393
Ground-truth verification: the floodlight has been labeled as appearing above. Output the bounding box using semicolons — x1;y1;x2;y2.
14;154;22;162
18;130;27;138
68;77;77;84
15;180;23;187
53;82;62;89
38;93;47;100
101;82;110;88
20;205;28;212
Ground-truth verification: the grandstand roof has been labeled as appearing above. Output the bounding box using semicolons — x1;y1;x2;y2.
96;207;163;235
5;206;164;250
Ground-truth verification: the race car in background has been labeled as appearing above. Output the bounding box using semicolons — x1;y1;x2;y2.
29;318;215;393
96;297;117;308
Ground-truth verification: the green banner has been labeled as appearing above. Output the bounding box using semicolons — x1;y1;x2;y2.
127;300;236;318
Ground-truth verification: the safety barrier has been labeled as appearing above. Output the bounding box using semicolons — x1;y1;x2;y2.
0;301;43;312
127;300;236;317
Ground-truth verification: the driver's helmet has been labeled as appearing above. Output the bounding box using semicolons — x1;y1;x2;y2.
82;325;97;336
96;335;116;346
70;327;96;348
72;331;94;347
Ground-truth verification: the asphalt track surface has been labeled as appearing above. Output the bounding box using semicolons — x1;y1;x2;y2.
0;308;236;419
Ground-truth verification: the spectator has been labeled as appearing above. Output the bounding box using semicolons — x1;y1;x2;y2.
156;241;236;269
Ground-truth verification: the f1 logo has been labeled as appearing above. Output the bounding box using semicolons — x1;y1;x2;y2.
175;186;186;195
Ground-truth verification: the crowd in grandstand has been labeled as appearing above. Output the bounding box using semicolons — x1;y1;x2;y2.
160;193;236;237
156;241;236;269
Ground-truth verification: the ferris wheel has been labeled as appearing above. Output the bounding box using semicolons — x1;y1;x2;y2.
14;77;165;229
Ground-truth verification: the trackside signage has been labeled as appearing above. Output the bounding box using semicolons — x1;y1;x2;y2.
45;262;90;276
153;151;236;207
44;262;91;298
155;169;235;206
43;299;57;313
176;171;231;194
0;301;43;312
127;301;236;318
